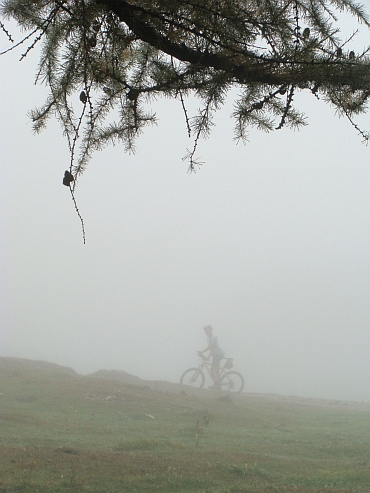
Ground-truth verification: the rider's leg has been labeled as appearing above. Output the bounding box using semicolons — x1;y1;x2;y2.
211;356;222;387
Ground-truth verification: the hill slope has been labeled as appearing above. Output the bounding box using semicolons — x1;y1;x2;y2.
0;356;369;493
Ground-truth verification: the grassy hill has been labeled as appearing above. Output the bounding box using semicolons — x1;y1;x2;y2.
0;356;369;492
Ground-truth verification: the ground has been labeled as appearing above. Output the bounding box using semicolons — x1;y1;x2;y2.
1;357;369;492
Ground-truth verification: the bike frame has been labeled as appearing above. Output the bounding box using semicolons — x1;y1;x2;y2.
197;353;233;382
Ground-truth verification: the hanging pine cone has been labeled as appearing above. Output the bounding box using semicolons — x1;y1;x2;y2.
79;91;88;104
63;170;74;186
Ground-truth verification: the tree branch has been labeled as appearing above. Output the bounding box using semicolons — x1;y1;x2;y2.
97;0;370;89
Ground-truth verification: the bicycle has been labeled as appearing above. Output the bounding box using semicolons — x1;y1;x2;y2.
180;352;245;394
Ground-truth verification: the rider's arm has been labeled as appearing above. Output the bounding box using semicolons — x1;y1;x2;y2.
199;344;211;354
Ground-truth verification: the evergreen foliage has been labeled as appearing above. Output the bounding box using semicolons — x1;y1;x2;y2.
1;0;370;177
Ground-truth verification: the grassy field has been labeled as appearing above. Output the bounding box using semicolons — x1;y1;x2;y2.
0;357;369;492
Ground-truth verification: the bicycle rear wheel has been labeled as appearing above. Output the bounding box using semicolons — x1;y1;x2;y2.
180;368;205;389
219;371;244;394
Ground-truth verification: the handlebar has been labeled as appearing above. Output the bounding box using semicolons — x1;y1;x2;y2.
197;351;233;362
197;351;209;361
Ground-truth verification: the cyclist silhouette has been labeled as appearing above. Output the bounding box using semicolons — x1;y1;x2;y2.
199;325;225;389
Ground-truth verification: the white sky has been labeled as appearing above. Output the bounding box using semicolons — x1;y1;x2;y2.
1;4;370;402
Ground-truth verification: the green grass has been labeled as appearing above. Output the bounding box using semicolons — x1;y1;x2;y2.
0;357;369;492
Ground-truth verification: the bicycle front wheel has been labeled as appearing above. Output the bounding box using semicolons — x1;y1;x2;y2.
220;371;245;394
180;368;205;389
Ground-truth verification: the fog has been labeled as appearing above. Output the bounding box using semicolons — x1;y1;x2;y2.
1;12;370;403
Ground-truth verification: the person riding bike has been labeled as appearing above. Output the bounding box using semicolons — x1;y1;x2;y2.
199;325;225;389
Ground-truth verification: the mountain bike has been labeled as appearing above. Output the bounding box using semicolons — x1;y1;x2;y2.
180;352;245;394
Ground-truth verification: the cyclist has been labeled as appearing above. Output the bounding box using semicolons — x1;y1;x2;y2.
199;325;225;389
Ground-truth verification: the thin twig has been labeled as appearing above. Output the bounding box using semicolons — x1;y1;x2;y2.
342;108;370;143
0;20;13;43
20;31;46;61
69;186;86;244
0;27;38;56
70;97;87;175
179;90;191;137
276;85;296;130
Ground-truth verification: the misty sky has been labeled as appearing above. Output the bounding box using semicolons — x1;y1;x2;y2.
1;5;370;402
